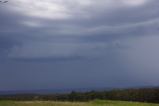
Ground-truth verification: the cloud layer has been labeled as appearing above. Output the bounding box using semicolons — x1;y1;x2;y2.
0;0;159;90
1;0;158;58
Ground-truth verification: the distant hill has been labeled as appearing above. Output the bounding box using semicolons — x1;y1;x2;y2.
0;87;115;95
0;87;159;103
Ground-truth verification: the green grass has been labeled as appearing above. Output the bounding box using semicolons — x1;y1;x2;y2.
0;100;159;106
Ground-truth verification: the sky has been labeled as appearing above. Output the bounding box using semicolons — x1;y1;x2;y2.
0;0;159;91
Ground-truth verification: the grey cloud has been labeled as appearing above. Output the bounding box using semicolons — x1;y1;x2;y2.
0;0;159;90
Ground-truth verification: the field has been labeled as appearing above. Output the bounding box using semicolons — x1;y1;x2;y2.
0;100;159;106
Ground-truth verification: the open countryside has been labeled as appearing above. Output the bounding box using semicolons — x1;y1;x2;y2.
0;100;159;106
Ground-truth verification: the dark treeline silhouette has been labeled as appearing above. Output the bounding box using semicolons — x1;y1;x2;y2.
0;88;159;103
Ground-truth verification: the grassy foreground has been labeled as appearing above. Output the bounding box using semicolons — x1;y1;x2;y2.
0;100;159;106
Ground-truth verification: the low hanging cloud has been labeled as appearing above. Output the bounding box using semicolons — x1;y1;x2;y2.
1;0;159;90
0;0;159;59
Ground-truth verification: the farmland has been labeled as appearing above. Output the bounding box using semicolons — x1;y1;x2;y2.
0;100;159;106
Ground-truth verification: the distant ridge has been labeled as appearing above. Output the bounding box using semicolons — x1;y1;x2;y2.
0;85;158;95
0;87;114;95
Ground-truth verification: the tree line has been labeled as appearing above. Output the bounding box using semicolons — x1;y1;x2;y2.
0;88;159;103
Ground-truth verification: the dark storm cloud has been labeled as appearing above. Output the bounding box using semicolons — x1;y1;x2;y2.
0;0;159;90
